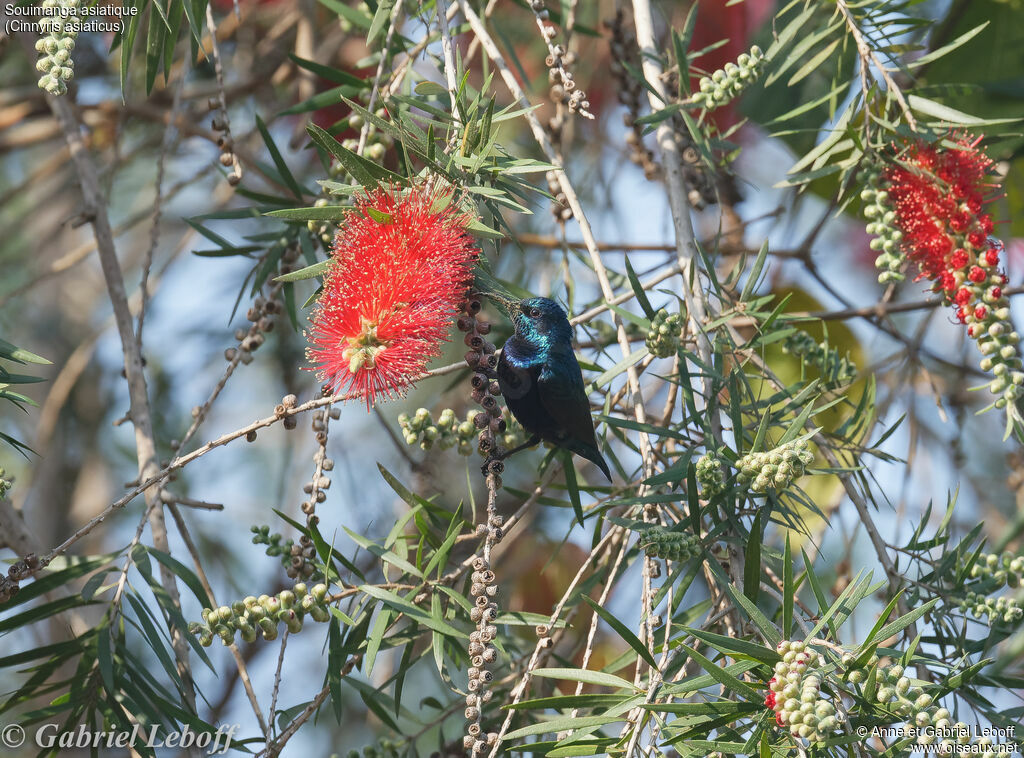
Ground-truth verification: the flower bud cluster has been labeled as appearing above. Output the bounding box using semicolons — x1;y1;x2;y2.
691;46;765;110
782;331;857;389
862;662;1004;755
641;527;701;561
766;641;840;742
463;555;501;755
0;468;11;499
968;551;1024;587
398;407;523;455
736;439;814;493
343;739;396;758
962;244;1024;413
695;453;726;497
34;0;79;96
190;582;331;646
251;522;321;580
840;650;878;684
860;167;907;283
646;309;683;358
959;591;1023;625
343;736;404;758
337;0;369;32
340;112;391;164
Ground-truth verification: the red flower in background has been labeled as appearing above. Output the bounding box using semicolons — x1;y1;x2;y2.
884;134;996;301
865;134;1023;425
306;186;479;407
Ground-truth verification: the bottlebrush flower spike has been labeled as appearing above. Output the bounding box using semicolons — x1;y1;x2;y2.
861;135;1024;436
306;186;479;407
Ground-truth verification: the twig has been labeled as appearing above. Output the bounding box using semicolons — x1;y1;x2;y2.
32;38;197;709
836;0;918;131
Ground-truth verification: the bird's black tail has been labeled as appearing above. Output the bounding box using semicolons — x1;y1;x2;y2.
577;445;612;482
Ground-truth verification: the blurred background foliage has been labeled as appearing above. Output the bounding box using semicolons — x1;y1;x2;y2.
0;0;1023;755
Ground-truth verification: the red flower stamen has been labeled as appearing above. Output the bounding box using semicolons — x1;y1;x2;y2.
306;186;479;407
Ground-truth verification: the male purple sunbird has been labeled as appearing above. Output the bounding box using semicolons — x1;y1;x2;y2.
485;295;611;482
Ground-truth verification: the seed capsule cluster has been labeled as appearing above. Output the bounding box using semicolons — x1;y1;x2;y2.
463;556;500;755
695;453;726;497
546;170;573;223
646;309;684;358
691;46;765;110
34;0;79;96
222;249;294;370
252;523;322;580
641;527;701;561
458;296;508;488
606;9;658;180
207;97;241;186
190;582;331;646
398;407;524;455
860;170;907;283
0;552;40;605
765;642;841;742
531;1;592;120
782;331;857;389
736;439;814;493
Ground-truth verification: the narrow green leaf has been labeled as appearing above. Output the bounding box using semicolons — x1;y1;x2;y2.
255;115;306;200
360;585;465;638
678;644;759;701
581;595;658;669
367;0;397;45
274;259;330;282
344;528;424;579
531;668;636;690
563;450;584;525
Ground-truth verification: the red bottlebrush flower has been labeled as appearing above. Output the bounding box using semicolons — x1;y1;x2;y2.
305;186;479;407
884;134;993;282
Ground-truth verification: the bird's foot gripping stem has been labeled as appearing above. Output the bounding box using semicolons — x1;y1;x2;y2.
479;436;540;477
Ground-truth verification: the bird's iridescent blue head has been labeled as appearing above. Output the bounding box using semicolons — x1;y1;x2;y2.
510;297;573;346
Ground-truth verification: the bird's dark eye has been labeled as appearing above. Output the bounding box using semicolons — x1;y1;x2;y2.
530;308;541;317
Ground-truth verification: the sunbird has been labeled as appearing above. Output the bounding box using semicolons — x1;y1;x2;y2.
485;295;611;482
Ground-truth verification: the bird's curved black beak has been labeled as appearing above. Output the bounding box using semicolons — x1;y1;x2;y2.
481;292;519;315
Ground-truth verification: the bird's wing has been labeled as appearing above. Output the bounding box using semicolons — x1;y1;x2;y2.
535;349;600;448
